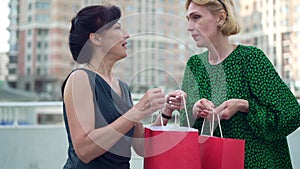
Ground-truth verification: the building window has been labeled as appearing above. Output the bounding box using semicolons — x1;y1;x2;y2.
296;5;300;13
37;42;42;48
37;67;41;76
285;70;290;79
27;54;31;61
281;20;288;26
159;42;164;49
9;56;17;63
295;81;300;91
282;6;288;14
157;8;164;13
36;14;50;22
11;5;18;15
297;44;300;51
25;83;31;91
37;54;42;61
28;3;32;11
11;18;17;24
8;68;16;74
38;29;49;35
283;58;289;65
27;67;31;75
36;2;50;10
28;16;32;22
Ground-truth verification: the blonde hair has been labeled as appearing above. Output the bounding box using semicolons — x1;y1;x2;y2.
185;0;241;36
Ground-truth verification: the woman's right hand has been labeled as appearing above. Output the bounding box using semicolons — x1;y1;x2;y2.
132;88;166;121
192;98;215;119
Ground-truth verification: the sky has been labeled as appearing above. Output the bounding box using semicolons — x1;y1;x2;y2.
0;0;10;53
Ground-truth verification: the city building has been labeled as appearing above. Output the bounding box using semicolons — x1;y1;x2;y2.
236;0;300;98
83;0;196;93
7;0;195;100
8;0;299;100
0;52;9;82
7;0;83;100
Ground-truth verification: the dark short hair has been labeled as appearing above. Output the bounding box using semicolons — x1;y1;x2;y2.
69;5;121;63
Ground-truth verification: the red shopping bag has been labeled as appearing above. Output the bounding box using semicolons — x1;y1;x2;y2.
199;115;245;169
199;136;245;169
144;126;201;169
144;95;201;169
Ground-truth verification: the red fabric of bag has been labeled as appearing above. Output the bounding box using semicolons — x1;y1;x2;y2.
199;135;245;169
144;126;201;169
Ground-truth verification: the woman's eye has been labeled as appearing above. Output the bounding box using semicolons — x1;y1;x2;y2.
192;15;201;20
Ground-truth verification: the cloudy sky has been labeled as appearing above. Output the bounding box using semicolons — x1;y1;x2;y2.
0;0;10;53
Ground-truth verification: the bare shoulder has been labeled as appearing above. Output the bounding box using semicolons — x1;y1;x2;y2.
64;69;92;97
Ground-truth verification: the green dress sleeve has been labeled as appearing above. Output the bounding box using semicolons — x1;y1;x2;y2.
245;47;300;141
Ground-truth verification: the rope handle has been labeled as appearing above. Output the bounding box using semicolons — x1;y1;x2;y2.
200;110;223;138
182;95;191;128
160;94;190;128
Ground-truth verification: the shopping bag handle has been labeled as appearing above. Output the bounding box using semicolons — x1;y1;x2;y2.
200;111;223;138
160;94;191;128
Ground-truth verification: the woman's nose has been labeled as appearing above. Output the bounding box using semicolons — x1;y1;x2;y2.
123;31;130;39
187;23;194;31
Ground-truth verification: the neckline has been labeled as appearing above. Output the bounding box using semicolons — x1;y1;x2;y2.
78;68;124;99
207;44;240;66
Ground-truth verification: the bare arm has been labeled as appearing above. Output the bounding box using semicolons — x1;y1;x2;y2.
64;70;165;163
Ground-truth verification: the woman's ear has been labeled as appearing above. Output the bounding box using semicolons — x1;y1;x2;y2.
89;33;101;46
217;10;227;26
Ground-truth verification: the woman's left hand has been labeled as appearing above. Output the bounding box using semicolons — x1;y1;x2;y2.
214;99;249;120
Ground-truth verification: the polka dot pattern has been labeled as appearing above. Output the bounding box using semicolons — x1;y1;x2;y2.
180;44;300;168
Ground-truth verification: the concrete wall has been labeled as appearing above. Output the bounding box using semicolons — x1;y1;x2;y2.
0;126;144;169
287;127;300;169
0;125;298;169
0;126;68;169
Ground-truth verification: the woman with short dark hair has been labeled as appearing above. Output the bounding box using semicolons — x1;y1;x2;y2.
62;5;186;169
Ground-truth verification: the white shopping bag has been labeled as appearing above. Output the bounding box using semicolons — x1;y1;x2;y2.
287;127;300;169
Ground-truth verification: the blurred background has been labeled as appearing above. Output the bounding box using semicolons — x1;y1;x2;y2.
0;0;299;169
1;0;300;101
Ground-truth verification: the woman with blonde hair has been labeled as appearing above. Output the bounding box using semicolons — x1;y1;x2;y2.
182;0;300;168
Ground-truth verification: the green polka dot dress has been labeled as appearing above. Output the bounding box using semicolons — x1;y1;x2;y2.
180;44;300;168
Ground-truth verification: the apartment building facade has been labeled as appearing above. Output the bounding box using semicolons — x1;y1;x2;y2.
84;0;194;93
236;0;300;98
0;52;9;82
7;0;83;100
7;0;193;100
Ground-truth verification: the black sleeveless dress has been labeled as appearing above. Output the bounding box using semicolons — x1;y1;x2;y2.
62;68;135;169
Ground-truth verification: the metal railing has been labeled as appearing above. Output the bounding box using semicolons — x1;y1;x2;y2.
0;101;180;127
0;102;63;126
